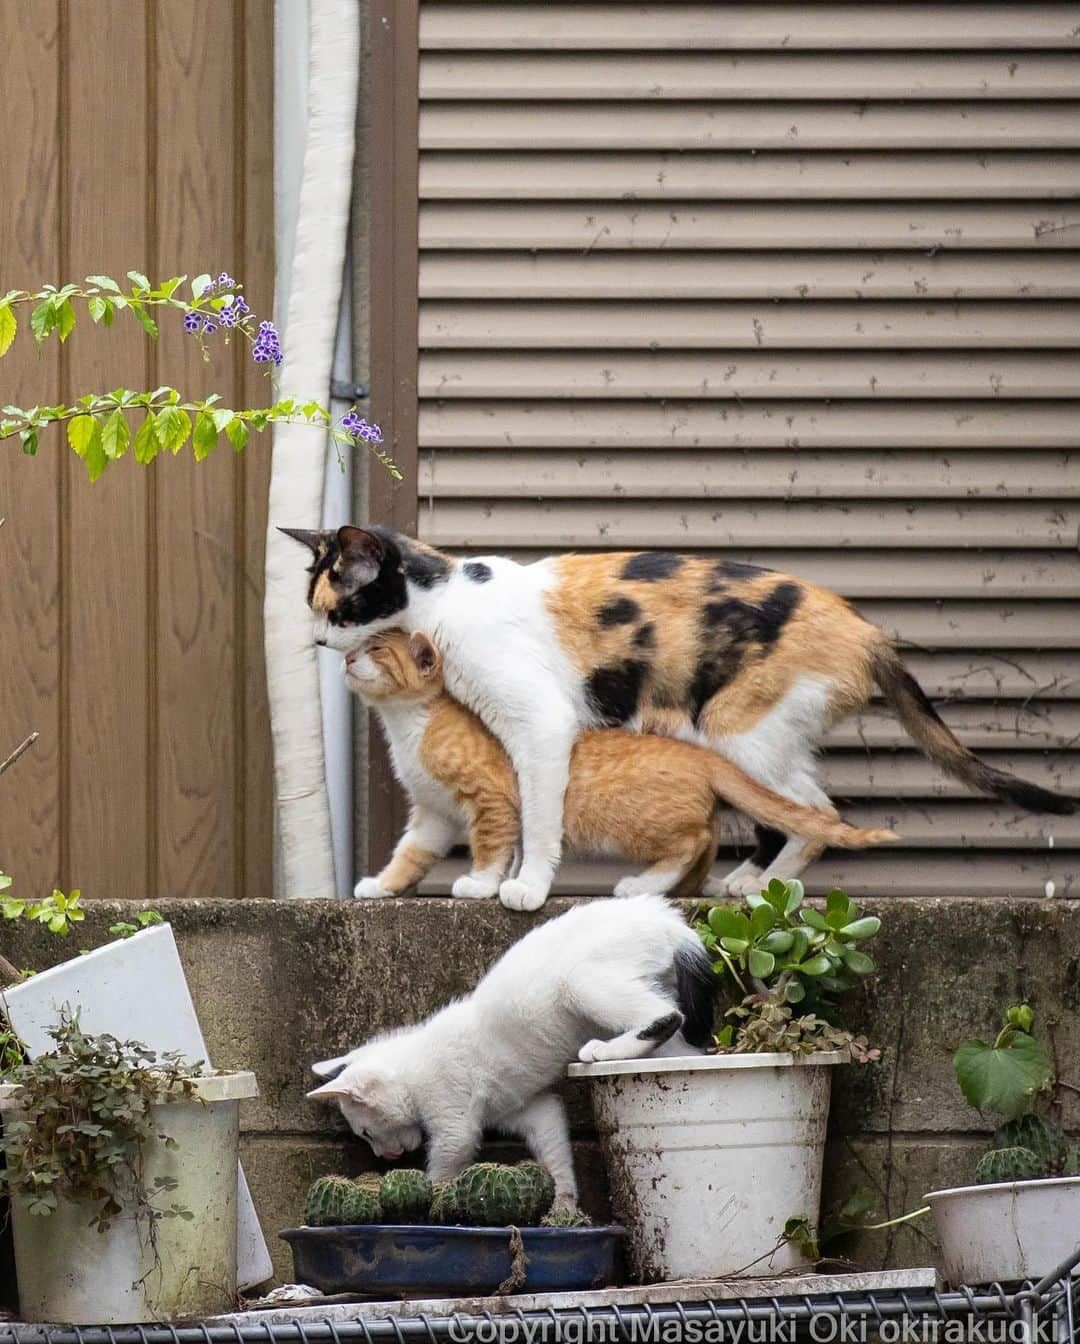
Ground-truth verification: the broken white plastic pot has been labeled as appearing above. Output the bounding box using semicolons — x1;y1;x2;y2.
926;1176;1080;1286
569;1052;844;1283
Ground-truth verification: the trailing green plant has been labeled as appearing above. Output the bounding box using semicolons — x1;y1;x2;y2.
955;1004;1079;1184
715;992;880;1061
0;1012;202;1232
1;884;84;936
0;272;398;478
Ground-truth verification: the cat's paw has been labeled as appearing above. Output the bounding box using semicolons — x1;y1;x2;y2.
723;872;767;899
353;876;393;900
577;1038;613;1064
499;877;549;912
451;873;499;900
613;873;664;899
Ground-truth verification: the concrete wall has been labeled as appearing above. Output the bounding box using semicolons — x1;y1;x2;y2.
4;897;1078;1284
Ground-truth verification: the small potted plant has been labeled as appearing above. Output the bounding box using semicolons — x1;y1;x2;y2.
0;1013;257;1324
281;1161;625;1296
926;1004;1080;1286
569;881;880;1283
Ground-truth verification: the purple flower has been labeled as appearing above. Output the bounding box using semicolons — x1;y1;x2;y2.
252;319;283;367
183;312;200;333
216;272;236;289
341;412;383;444
201;317;217;335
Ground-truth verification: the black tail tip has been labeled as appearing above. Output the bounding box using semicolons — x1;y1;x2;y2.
674;940;717;1050
996;776;1077;816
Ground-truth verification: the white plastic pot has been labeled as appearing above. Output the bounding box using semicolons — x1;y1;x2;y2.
1;1071;257;1323
926;1177;1080;1286
568;1052;843;1282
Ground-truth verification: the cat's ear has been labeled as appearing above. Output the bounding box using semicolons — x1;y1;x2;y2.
337;526;385;586
278;526;325;557
408;632;441;678
306;1079;353;1103
311;1053;353;1080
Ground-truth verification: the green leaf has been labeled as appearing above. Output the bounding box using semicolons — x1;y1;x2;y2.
800;908;830;933
87;296;107;323
748;947;776;979
126;270;151;291
0;303;16;357
839;917;881;942
30;300;56;343
762;929;795;955
191;274;212;298
19;427;38;456
825;888;850;917
133;413;159;465
155;406;191;455
788;928;810;963
798;955;831;977
954;1033;1052;1120
67;414;98;458
192;411;217;461
128;302;158;340
749;903;776;937
84;427;108;482
225;418;249;453
842;948;875;976
784;979;806;1004
86;275;121;292
1006;1004;1035;1034
56;298;76;342
719;937;749;956
210;408;235;434
102;409;130;460
783;879;804;915
708;906;750;942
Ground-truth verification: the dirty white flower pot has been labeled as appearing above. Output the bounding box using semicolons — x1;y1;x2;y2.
568;1052;844;1283
926;1177;1080;1286
0;1071;257;1324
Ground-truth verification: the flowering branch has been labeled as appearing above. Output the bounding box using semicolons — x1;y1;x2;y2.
0;272;398;480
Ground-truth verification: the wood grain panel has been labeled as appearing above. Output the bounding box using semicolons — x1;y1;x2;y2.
153;0;238;900
0;1;62;904
62;1;151;902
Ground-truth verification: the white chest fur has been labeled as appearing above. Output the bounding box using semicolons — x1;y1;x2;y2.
374;701;460;822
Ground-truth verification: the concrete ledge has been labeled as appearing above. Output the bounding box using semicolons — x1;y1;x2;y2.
3;896;1077;1282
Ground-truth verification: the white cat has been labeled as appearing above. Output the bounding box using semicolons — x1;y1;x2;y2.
306;895;715;1206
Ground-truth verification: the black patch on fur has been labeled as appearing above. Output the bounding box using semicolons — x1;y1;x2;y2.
688;580;804;723
399;537;452;589
751;825;787;868
674;942;717;1050
632;622;656;651
717;559;770;581
463;561;493;584
620;552;684;583
598;596;641;627
636;1012;683;1044
304;526;450;628
586;659;648;726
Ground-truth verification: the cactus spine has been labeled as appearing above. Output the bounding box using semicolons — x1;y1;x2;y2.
451;1163;537;1227
516;1162;556;1221
994;1115;1068;1173
304;1175;384;1226
541;1205;592;1228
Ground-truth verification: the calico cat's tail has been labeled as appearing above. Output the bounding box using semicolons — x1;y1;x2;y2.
706;760;898;849
871;643;1076;815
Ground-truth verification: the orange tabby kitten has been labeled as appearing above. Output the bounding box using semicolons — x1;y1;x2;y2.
347;630;896;903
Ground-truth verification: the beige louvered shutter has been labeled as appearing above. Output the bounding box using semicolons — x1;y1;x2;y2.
411;3;1080;897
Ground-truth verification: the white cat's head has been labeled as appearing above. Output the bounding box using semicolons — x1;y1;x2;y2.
307;1049;422;1161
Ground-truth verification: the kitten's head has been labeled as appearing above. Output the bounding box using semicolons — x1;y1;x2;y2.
344;630;444;704
279;524;450;652
307;1049;422;1160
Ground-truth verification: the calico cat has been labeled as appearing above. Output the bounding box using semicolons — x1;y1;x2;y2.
282;525;1075;910
345;629;895;902
307;894;717;1206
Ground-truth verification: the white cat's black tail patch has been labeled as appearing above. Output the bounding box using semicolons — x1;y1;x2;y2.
673;940;717;1048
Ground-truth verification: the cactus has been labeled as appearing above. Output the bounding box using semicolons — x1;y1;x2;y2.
380;1169;433;1223
540;1205;592;1228
516;1161;556;1221
304;1175;383;1227
453;1163;537;1227
429;1179;463;1225
974;1146;1045;1185
994;1115;1068;1173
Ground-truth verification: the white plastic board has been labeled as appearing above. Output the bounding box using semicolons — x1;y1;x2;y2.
1;923;273;1288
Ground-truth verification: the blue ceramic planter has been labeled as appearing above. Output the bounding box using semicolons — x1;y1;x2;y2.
280;1223;626;1297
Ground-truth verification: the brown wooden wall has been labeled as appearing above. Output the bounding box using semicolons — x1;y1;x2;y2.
0;0;274;904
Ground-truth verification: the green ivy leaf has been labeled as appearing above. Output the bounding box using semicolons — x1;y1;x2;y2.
954;1032;1052;1120
192;411;217;461
0;303;16;357
102;409;130;460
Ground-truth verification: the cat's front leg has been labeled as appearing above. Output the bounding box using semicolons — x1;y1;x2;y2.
496;701;578;912
355;809;458;899
505;1093;578;1208
425;1119;481;1183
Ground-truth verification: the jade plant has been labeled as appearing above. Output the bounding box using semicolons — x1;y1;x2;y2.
303;1161;558;1229
0;1013;202;1232
955;1004;1079;1184
695;879;881;1058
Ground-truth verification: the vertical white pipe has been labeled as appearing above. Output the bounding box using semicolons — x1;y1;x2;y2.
265;0;359;898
